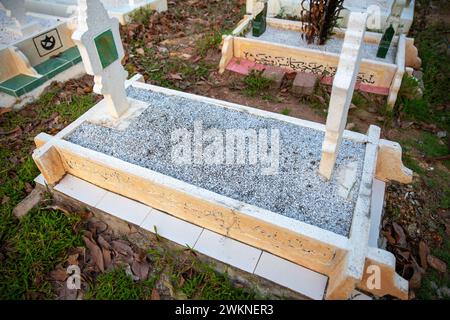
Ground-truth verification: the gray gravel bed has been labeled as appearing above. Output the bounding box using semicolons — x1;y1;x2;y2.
65;87;367;236
246;25;397;64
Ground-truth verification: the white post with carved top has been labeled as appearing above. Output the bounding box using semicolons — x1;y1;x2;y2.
72;0;129;118
319;12;368;180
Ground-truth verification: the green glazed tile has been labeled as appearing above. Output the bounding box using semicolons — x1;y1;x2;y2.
59;46;81;63
94;29;119;69
0;74;39;97
34;58;72;79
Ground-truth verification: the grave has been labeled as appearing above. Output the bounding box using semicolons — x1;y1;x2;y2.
219;11;421;107
25;0;168;24
245;0;415;34
33;0;413;300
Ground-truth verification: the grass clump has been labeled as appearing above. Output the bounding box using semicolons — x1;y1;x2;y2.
86;267;157;300
243;70;273;97
129;7;153;25
0;208;82;299
180;263;257;300
196;32;225;57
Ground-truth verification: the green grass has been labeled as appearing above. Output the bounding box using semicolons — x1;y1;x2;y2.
417;229;450;300
398;22;450;131
351;92;368;108
0;208;82;299
180;263;257;300
0;82;96;299
129;7;153;25
403;155;425;175
196;32;226;57
86;267;157;300
281;108;291;116
243;70;273;97
417;132;449;159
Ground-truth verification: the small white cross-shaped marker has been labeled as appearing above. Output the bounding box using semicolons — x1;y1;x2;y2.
72;0;130;118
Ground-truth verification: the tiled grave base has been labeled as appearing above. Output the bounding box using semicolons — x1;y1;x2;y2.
0;47;82;98
34;173;372;300
0;61;85;109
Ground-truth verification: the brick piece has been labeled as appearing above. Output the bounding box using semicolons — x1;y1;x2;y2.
291;72;318;96
262;68;285;90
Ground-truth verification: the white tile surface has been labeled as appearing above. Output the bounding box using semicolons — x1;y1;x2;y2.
54;174;107;207
369;178;386;246
96;191;151;226
34;174;47;186
140;209;203;247
254;252;328;300
194;229;262;273
349;290;373;300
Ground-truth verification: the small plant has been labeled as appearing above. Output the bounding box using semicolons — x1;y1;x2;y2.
196;32;228;57
179;263;258;300
86;267;156;300
129;7;153;25
351;92;368;108
281;108;291;115
300;0;345;45
243;70;273;97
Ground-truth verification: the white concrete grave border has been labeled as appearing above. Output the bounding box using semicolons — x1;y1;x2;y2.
218;15;421;108
24;0;168;25
245;0;416;35
33;73;412;300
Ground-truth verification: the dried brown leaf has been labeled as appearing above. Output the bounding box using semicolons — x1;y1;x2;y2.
102;248;112;270
427;255;447;273
131;260;150;280
169;73;183;80
151;288;161;300
111;240;133;256
97;234;111;250
67;253;79;266
83;236;104;272
418;241;429;269
392;222;407;247
49;268;68;282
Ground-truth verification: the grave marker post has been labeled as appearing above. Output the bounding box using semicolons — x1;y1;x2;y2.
319;12;368;180
72;0;130;118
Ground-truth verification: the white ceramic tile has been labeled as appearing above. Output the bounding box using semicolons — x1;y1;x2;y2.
254;252;328;300
140;209;203;247
96;191;151;226
349;290;373;300
34;174;47;186
194;229;262;273
369;179;386;246
54;174;107;207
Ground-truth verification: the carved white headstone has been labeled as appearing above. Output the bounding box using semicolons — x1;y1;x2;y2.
72;0;129;118
319;12;368;180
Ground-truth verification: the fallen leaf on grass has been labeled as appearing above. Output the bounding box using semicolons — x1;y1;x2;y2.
392;222;407;248
0;107;12;116
83;236;104;272
88;220;108;235
169;73;183;80
418;241;429;269
111;240;133;256
49;268;68;282
427;255;447;273
97;234;111;250
151;288;161;300
132;260;150;280
102;248;112;270
67;253;79;266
